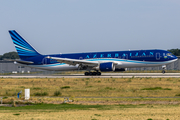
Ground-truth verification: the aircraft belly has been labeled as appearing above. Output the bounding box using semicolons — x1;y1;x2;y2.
119;60;172;68
14;59;177;71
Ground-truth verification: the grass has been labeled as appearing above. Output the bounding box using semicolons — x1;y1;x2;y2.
34;92;49;96
141;87;172;90
0;103;175;110
0;104;180;119
71;97;180;106
0;77;180;97
54;91;62;96
3;96;8;99
13;113;20;116
32;87;41;90
1;76;180;120
60;86;70;89
105;87;116;90
175;94;180;96
0;103;107;110
2;97;180;106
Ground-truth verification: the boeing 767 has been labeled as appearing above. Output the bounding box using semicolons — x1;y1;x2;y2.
9;30;178;75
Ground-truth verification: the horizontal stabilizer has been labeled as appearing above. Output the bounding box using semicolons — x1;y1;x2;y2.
16;60;34;65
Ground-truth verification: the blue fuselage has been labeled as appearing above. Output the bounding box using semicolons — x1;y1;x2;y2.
21;49;177;71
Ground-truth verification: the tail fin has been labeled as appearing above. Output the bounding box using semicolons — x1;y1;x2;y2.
9;30;41;60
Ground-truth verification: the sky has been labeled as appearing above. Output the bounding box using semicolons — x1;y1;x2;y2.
0;0;180;55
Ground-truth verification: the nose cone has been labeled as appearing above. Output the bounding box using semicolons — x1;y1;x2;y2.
170;55;178;61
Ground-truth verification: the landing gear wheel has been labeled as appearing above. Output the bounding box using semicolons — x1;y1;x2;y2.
162;65;166;74
97;72;101;75
84;71;101;76
89;72;93;75
92;72;97;75
85;72;89;76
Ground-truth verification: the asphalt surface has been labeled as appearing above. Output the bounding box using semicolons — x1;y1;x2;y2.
1;73;180;78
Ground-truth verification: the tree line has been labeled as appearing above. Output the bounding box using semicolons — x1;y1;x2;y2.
0;51;19;60
167;49;180;56
0;49;180;60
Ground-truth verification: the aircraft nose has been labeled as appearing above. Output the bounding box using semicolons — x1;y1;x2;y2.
167;55;177;60
174;55;178;59
171;55;177;60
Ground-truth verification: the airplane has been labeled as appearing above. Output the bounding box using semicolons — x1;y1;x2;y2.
9;30;178;75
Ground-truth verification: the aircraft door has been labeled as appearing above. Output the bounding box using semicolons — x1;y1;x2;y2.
125;54;128;59
156;53;160;60
42;57;48;64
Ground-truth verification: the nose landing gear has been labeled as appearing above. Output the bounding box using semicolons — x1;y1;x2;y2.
162;65;166;74
84;71;101;76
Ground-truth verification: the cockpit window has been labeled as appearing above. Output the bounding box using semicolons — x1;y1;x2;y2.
166;53;172;56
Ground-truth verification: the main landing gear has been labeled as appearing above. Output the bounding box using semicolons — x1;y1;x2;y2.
84;71;101;76
162;65;166;74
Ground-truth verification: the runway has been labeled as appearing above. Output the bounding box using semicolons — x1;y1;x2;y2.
1;73;180;78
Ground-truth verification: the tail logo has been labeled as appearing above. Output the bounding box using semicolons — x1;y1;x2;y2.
9;30;41;59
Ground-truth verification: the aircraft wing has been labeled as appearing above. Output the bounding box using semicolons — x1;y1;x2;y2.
47;56;98;66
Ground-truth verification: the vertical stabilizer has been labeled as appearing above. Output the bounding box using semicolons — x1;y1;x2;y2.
9;30;41;60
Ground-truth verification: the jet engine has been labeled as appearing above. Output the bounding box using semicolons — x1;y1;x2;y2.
98;62;115;72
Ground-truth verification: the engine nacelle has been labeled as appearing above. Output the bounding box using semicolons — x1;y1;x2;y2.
99;62;115;72
114;68;127;72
